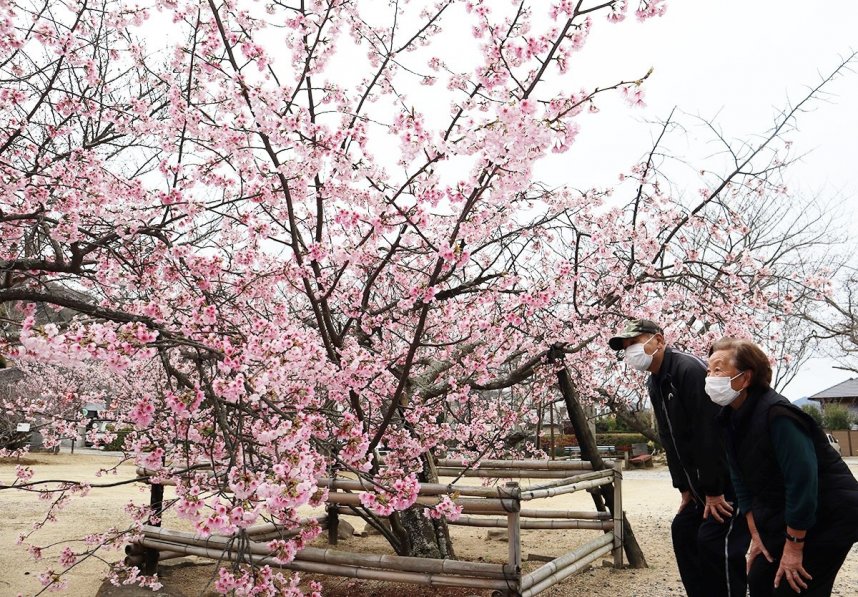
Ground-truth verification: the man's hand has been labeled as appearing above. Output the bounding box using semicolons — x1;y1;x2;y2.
678;490;693;513
774;541;812;592
702;494;734;523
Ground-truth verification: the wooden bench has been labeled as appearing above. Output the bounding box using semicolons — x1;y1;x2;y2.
563;445;614;456
628;454;653;468
563;445;629;466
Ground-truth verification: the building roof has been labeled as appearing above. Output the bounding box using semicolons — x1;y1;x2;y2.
809;378;858;401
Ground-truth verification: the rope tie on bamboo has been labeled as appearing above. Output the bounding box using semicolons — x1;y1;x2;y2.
497;483;520;512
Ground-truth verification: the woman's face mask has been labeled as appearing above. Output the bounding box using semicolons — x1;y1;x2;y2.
624;335;657;371
705;371;745;406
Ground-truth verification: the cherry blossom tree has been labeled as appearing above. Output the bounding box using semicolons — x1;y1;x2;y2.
1;0;853;593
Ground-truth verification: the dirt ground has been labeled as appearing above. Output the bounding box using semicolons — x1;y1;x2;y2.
1;452;856;597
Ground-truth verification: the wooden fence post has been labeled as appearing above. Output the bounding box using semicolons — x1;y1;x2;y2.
505;481;521;597
612;462;624;569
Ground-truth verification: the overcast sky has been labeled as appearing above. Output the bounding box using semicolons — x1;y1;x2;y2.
560;1;858;194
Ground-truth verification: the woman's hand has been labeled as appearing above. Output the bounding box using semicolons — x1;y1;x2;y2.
703;494;733;523
746;533;774;575
775;541;812;592
745;512;773;575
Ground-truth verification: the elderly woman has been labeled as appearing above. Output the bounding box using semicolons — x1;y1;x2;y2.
707;337;858;596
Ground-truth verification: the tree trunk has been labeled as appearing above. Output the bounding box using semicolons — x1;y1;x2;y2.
386;450;456;559
552;349;648;568
390;507;456;559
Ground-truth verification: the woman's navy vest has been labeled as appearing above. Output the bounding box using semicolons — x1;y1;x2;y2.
722;388;858;546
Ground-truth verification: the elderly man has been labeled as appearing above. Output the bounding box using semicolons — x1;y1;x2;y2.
609;319;750;597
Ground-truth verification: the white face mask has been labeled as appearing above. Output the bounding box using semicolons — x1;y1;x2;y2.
705;371;745;406
624;336;656;371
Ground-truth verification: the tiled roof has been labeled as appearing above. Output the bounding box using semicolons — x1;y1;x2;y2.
809;378;858;400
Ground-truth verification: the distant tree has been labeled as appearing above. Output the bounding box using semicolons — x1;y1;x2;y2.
801;403;823;426
822;404;852;430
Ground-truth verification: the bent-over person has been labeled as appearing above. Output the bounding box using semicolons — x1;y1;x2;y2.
708;337;858;596
609;319;750;597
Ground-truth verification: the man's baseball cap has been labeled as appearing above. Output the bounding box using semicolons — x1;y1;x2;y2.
608;319;663;351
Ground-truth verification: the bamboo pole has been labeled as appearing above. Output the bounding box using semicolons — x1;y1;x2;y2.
141;526;512;579
521;469;614;491
436;459;593;470
325;492;519;514
448;516;612;530
518;508;611;520
138;539;513;590
332;504;609;527
519;476;613;501
334;505;364;517
520;543;614;597
125;550;184;567
242;516;329;538
519;532;614;591
136;466;215;481
437;467;590;479
137;466;602;493
319;477;508;498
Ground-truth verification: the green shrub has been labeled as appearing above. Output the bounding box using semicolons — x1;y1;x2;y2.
539;433;656;450
595;432;652;447
822;404;852;430
103;428;131;451
594;415;637;433
801;404;823;426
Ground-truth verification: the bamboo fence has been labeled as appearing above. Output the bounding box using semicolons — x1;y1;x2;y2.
134;458;625;596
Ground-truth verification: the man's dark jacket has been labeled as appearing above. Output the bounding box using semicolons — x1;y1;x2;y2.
718;387;858;546
648;347;728;500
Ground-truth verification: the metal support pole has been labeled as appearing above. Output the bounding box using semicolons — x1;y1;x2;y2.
550;403;556;460
142;483;164;574
327;502;339;546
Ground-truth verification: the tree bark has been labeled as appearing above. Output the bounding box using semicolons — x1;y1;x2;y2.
390;507;456;559
552;348;648;568
388;450;456;559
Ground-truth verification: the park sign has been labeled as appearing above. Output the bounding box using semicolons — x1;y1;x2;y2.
16;422;31;433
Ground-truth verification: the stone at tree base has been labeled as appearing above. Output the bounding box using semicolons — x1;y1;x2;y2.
525;553;556;562
485;529;507;542
336;518;355;539
362;518;392;536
